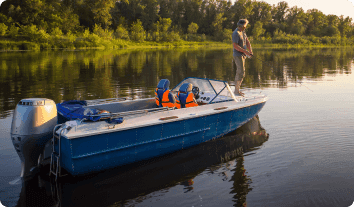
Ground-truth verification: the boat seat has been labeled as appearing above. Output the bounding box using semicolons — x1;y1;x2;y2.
177;83;198;108
155;79;177;108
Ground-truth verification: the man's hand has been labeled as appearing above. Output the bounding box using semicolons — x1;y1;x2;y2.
243;50;253;58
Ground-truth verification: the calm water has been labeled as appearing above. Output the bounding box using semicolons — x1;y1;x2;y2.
0;47;354;207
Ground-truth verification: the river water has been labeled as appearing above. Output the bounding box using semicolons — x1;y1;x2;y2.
0;47;354;207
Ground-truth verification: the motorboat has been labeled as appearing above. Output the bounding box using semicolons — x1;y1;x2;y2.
16;115;269;207
10;77;268;179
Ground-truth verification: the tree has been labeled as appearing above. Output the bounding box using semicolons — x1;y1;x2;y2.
182;0;203;32
212;12;226;37
140;0;159;31
305;9;326;36
0;23;8;36
286;6;306;35
187;22;199;34
152;17;172;41
338;15;352;38
115;25;129;39
321;15;339;36
89;0;115;29
231;0;254;29
273;1;288;23
249;1;272;36
252;21;265;39
130;20;146;42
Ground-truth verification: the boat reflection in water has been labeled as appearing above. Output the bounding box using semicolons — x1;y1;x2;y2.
16;115;268;207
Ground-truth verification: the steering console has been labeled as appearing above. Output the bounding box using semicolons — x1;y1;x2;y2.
192;86;200;99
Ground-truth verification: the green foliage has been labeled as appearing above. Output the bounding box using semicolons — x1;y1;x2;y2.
159;18;172;33
50;27;63;37
22;42;40;50
273;29;309;45
214;28;232;42
0;13;13;26
66;31;76;43
8;24;19;38
187;23;199;34
151;18;173;42
83;29;91;39
115;25;129;40
321;36;341;45
20;25;49;42
184;34;207;42
37;29;50;43
321;26;340;37
252;21;265;40
93;24;113;39
212;13;226;36
130;20;146;42
0;0;353;49
169;32;181;42
0;23;8;36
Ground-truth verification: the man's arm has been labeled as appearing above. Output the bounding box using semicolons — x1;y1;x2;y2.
246;37;253;55
233;42;252;56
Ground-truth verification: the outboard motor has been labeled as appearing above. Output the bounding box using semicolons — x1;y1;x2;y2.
11;98;57;179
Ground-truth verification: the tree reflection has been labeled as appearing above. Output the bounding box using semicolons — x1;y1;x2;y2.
0;47;353;118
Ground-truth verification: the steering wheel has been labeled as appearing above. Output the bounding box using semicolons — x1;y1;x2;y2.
192;86;200;99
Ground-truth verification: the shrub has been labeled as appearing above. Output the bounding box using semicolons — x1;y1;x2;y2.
114;25;129;40
21;42;40;50
49;27;63;45
20;25;49;42
201;34;206;42
162;31;181;42
83;28;90;39
188;22;199;34
50;27;63;37
93;24;113;39
20;25;37;41
66;31;76;43
37;29;50;43
130;20;146;42
252;21;265;40
86;33;101;46
8;24;19;38
0;23;8;36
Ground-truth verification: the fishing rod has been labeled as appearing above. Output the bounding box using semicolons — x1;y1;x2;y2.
246;54;314;92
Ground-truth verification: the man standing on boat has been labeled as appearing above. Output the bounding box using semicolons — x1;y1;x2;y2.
232;19;253;96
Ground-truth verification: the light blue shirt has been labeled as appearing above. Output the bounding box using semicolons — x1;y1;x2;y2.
232;28;247;57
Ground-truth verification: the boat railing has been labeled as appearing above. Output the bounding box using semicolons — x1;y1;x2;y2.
50;124;68;180
86;97;133;106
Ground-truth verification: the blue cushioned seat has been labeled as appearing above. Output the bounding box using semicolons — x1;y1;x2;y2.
156;79;176;107
178;83;194;108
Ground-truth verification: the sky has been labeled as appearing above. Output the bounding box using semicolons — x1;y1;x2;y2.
261;0;354;20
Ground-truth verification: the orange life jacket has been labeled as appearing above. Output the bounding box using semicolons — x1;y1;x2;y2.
176;92;198;108
155;88;177;108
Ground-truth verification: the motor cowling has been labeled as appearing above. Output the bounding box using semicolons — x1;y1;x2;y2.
11;98;57;178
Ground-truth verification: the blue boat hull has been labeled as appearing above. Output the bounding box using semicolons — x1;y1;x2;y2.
56;102;266;175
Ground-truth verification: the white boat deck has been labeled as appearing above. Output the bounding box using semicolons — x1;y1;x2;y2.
60;92;268;139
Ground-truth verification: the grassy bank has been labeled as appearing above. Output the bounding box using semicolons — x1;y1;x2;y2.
0;32;232;51
1;33;353;51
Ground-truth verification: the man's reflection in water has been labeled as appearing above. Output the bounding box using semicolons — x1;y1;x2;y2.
16;115;268;207
229;115;268;207
231;156;250;207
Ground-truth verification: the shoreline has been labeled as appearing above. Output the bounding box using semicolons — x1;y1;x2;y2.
0;39;353;52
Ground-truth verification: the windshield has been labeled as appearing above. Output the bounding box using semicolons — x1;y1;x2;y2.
171;78;237;103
